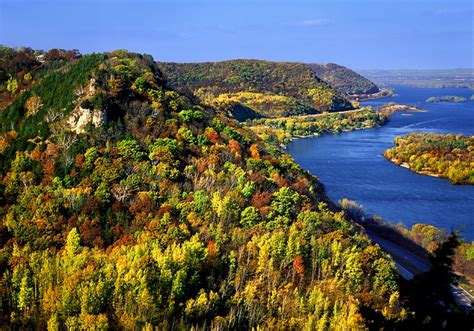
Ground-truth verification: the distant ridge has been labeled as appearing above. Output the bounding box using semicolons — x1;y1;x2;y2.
307;63;380;95
158;59;355;120
358;68;474;88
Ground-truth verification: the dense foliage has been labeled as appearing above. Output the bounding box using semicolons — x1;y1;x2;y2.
384;133;474;184
0;48;409;329
247;107;390;146
158;60;353;120
0;46;81;109
307;63;379;96
369;220;474;293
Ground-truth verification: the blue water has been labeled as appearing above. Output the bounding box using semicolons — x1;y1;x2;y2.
287;86;474;239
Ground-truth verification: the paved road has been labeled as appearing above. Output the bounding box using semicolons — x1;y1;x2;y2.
451;285;474;313
367;232;431;277
366;231;473;312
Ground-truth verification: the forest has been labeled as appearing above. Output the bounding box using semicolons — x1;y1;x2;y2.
0;46;412;329
158;60;354;120
0;46;472;329
247;107;390;146
306;63;379;96
384;132;474;184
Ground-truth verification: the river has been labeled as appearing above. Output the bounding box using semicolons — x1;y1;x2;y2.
287;85;474;240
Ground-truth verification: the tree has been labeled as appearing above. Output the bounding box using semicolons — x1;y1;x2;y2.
17;274;33;313
66;227;81;254
178;127;194;144
249;144;260;159
403;233;463;329
240;206;260;228
271;187;301;218
7;75;18;95
24;95;44;117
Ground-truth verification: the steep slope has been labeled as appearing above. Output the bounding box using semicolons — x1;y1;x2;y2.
307;63;379;96
158;60;353;121
0;48;405;329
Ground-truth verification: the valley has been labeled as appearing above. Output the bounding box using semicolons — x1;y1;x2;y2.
0;46;472;329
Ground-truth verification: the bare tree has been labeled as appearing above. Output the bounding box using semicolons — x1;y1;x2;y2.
111;183;132;203
45;108;63;123
58;133;78;152
74;86;85;97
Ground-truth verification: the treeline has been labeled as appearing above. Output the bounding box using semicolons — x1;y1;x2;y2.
426;96;466;103
359;68;474;89
384;133;474;184
158;60;353;120
341;199;474;326
0;46;81;109
247;107;390;146
307;63;379;96
0;48;407;329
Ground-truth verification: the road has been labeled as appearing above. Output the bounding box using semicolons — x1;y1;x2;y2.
367;232;431;278
451;285;474;313
367;231;473;312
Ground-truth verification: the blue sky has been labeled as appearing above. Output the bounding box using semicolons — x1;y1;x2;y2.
0;0;472;69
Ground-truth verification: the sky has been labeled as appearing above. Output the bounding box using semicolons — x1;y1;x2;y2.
0;0;472;69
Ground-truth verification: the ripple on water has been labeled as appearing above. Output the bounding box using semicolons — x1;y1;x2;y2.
287;86;474;239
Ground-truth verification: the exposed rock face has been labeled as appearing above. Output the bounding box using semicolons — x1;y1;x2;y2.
89;78;96;94
67;78;106;133
67;106;106;133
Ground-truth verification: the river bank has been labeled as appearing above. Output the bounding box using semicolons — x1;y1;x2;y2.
390;160;441;178
287;85;474;239
248;103;423;148
383;132;473;185
350;87;395;101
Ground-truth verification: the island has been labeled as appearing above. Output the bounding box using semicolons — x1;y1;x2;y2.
384;132;474;184
426;95;466;103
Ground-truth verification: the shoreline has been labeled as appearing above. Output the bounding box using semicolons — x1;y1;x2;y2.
396;161;441;178
350;87;395;101
281;103;426;147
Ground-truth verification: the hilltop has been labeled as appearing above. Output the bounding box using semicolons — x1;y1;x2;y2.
158;60;354;121
0;47;406;329
307;63;379;96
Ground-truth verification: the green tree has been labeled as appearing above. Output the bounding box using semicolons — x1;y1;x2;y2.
271;186;301;217
66;227;81;255
240;206;260;228
7;75;19;95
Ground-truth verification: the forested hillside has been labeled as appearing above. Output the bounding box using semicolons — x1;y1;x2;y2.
384;133;474;184
307;63;379;96
0;47;408;329
158;60;353;121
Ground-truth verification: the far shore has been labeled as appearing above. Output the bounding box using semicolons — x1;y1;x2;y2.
269;103;429;148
